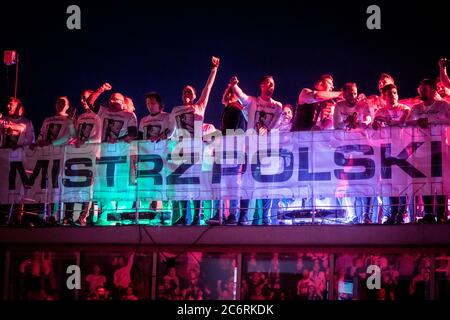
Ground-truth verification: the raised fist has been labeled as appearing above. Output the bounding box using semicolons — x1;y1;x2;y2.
101;83;112;91
212;56;220;68
230;76;239;86
439;58;448;69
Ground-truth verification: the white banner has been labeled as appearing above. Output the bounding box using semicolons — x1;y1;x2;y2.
1;126;449;203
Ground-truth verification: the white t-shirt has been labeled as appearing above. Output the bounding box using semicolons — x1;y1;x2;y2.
38;115;75;145
374;104;410;127
76;110;102;143
169;67;218;138
240;96;282;134
333;100;372;130
0;116;35;147
407;100;450;125
99;109;137;143
139;112;173;140
170;104;206;138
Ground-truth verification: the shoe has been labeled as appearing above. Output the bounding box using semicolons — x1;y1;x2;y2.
74;219;87;227
363;214;372;224
78;214;88;227
206;218;221;226
238;221;251;226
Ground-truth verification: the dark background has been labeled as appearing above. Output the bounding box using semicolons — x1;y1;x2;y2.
0;0;448;131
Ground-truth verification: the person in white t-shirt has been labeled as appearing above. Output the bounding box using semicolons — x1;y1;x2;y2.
334;83;373;224
71;89;103;146
99;92;137;143
230;75;283;225
101;93;138;224
171;56;220;226
86;84;138;224
334;82;372;131
36;96;75;147
406;78;450;128
230;75;282;134
367;73;394;110
66;88;104;226
85;83;138;142
373;84;412;224
373;84;410;128
139;92;174;142
0;97;35;149
170;56;220;139
139;92;174;224
406;78;450;223
33;96;76;224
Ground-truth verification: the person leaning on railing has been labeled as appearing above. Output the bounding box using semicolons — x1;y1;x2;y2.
406;78;450;223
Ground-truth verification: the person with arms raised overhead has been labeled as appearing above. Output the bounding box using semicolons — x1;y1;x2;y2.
170;56;220;225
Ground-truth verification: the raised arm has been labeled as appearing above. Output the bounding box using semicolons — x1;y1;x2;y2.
125;252;135;272
439;58;450;89
197;56;220;110
298;88;342;105
230;76;250;105
87;82;112;112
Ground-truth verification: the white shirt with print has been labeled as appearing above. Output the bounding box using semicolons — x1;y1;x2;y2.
99;109;137;143
374;104;410;127
239;96;282;134
38;115;75;145
170;104;206;138
333;100;372;130
76;111;102;143
0;116;35;147
139;111;173;140
407;100;450;125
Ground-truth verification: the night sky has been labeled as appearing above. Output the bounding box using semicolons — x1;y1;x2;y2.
1;0;449;131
